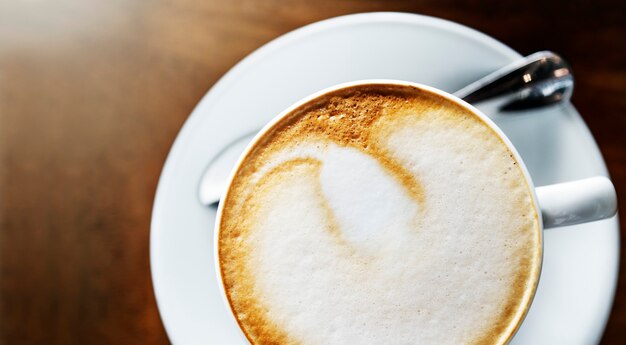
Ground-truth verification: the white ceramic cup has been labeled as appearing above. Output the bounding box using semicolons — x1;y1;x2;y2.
214;80;618;343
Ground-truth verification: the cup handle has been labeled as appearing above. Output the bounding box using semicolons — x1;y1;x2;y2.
535;176;617;229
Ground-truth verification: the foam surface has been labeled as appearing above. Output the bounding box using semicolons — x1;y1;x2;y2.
218;84;541;345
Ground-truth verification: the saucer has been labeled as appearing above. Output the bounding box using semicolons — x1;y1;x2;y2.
150;13;619;344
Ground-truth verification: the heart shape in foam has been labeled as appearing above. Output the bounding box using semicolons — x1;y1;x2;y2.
218;84;541;345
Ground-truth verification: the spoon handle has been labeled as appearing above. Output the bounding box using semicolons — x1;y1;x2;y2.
199;51;575;206
454;51;573;112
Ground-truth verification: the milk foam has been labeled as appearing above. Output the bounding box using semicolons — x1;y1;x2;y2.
218;85;541;345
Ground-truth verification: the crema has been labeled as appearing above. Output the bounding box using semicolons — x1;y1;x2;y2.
218;83;541;345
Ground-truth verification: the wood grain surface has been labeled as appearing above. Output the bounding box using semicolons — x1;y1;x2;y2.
1;0;625;344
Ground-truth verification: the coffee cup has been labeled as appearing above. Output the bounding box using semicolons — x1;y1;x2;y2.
214;80;617;345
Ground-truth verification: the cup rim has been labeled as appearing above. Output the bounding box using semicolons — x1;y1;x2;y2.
214;79;544;345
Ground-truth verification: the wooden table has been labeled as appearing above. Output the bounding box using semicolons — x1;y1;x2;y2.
1;1;625;344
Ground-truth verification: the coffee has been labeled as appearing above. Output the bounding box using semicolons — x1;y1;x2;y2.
217;83;541;345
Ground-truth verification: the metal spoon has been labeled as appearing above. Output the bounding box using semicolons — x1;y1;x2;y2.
199;51;573;206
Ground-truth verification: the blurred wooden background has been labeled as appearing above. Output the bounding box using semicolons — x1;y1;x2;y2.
1;0;625;344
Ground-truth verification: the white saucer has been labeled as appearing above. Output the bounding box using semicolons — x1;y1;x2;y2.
150;13;619;345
